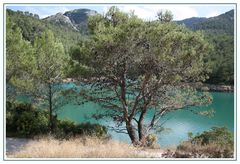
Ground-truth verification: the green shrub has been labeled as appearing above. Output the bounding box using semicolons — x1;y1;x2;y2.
191;127;233;146
55;120;108;139
16;111;48;136
6;101;108;139
163;127;234;158
6;101;49;137
75;122;108;137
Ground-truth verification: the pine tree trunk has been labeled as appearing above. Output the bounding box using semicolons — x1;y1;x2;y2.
138;109;147;146
126;120;139;145
48;83;53;132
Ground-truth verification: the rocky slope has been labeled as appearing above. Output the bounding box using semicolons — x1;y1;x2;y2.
44;8;98;33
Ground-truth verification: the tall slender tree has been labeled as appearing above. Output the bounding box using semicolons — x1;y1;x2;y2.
6;15;34;100
11;30;68;131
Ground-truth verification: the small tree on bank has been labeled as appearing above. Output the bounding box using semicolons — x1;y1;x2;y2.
9;30;68;132
72;7;213;146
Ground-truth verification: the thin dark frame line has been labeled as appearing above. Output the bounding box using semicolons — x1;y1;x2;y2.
235;4;238;160
2;2;237;161
3;3;5;162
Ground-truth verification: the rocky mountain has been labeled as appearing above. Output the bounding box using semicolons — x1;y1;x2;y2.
44;12;77;30
44;9;97;33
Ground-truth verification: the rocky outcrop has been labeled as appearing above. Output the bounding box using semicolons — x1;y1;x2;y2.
44;9;98;33
44;12;78;31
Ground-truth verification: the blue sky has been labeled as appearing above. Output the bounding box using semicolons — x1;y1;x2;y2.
6;4;234;20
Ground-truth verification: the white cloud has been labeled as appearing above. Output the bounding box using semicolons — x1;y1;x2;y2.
116;5;199;21
23;6;70;18
206;11;221;18
119;6;155;20
40;6;70;18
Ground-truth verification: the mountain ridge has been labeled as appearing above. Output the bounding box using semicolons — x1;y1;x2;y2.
43;8;234;35
176;9;234;35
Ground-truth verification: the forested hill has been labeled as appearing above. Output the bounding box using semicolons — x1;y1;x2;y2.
176;17;207;28
6;9;84;54
176;9;234;35
6;8;234;85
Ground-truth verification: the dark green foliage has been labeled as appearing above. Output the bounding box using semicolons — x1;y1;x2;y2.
7;9;45;42
67;42;92;78
55;120;108;139
6;101;108;139
6;102;49;137
205;34;234;84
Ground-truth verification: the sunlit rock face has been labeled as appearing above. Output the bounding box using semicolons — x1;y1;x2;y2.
44;8;98;33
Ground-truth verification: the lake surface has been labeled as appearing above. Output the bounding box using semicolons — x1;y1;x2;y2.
58;92;234;148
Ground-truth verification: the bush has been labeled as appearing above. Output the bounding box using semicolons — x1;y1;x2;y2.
146;134;158;148
162;127;234;158
6;102;49;137
55;120;108;139
191;127;233;146
6;101;108;139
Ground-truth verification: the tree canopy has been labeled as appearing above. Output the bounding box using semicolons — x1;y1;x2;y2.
70;7;213;146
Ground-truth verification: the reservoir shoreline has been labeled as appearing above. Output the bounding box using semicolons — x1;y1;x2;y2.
200;84;234;92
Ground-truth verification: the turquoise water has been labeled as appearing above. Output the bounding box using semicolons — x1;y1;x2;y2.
58;92;234;148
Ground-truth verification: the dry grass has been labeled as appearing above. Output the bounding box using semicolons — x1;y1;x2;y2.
178;141;233;158
162;141;234;158
7;137;163;158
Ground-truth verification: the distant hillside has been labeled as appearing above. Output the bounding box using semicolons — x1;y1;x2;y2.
176;17;207;28
192;10;234;35
177;10;234;35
